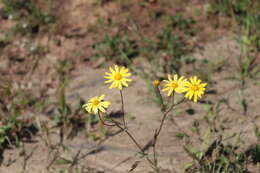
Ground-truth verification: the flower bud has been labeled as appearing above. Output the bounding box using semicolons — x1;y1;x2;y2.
153;80;160;87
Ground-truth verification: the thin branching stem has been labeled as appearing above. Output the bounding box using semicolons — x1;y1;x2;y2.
151;95;186;166
98;112;145;155
120;90;127;128
110;117;144;154
97;94;186;169
151;94;175;166
98;112;116;127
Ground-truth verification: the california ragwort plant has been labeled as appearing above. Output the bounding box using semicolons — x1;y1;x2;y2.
82;65;207;171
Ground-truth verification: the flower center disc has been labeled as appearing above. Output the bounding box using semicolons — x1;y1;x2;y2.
92;99;100;106
192;85;199;91
171;82;178;89
114;73;122;80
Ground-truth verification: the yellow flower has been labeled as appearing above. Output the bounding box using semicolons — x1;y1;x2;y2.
153;80;160;87
184;76;207;103
82;94;111;114
162;74;188;96
104;65;132;90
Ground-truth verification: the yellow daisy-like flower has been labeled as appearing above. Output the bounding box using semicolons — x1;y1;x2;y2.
82;94;111;114
184;76;207;103
104;65;132;90
162;74;188;96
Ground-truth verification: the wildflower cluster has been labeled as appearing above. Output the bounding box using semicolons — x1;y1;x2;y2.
83;65;132;115
82;65;207;115
162;74;207;103
81;65;207;170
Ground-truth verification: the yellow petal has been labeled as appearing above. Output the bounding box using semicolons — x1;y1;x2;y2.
118;82;122;90
123;73;131;77
120;66;128;73
121;80;128;87
189;92;193;98
167;89;173;96
125;78;132;82
109;66;115;73
193;95;198;103
86;107;91;113
99;106;106;113
179;76;185;81
196;79;201;85
104;76;112;79
105;79;113;83
190;77;194;84
93;107;98;114
168;74;172;81
174;74;178;81
115;65;119;72
82;103;88;108
200;83;207;87
89;97;98;102
101;101;111;108
111;81;117;88
175;88;183;94
162;87;169;91
99;94;105;100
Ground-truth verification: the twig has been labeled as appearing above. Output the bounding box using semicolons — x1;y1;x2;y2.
99;113;144;154
111;118;144;154
98;112;116;127
46;147;60;170
120;90;127;128
22;144;38;171
151;96;185;166
69;150;81;170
